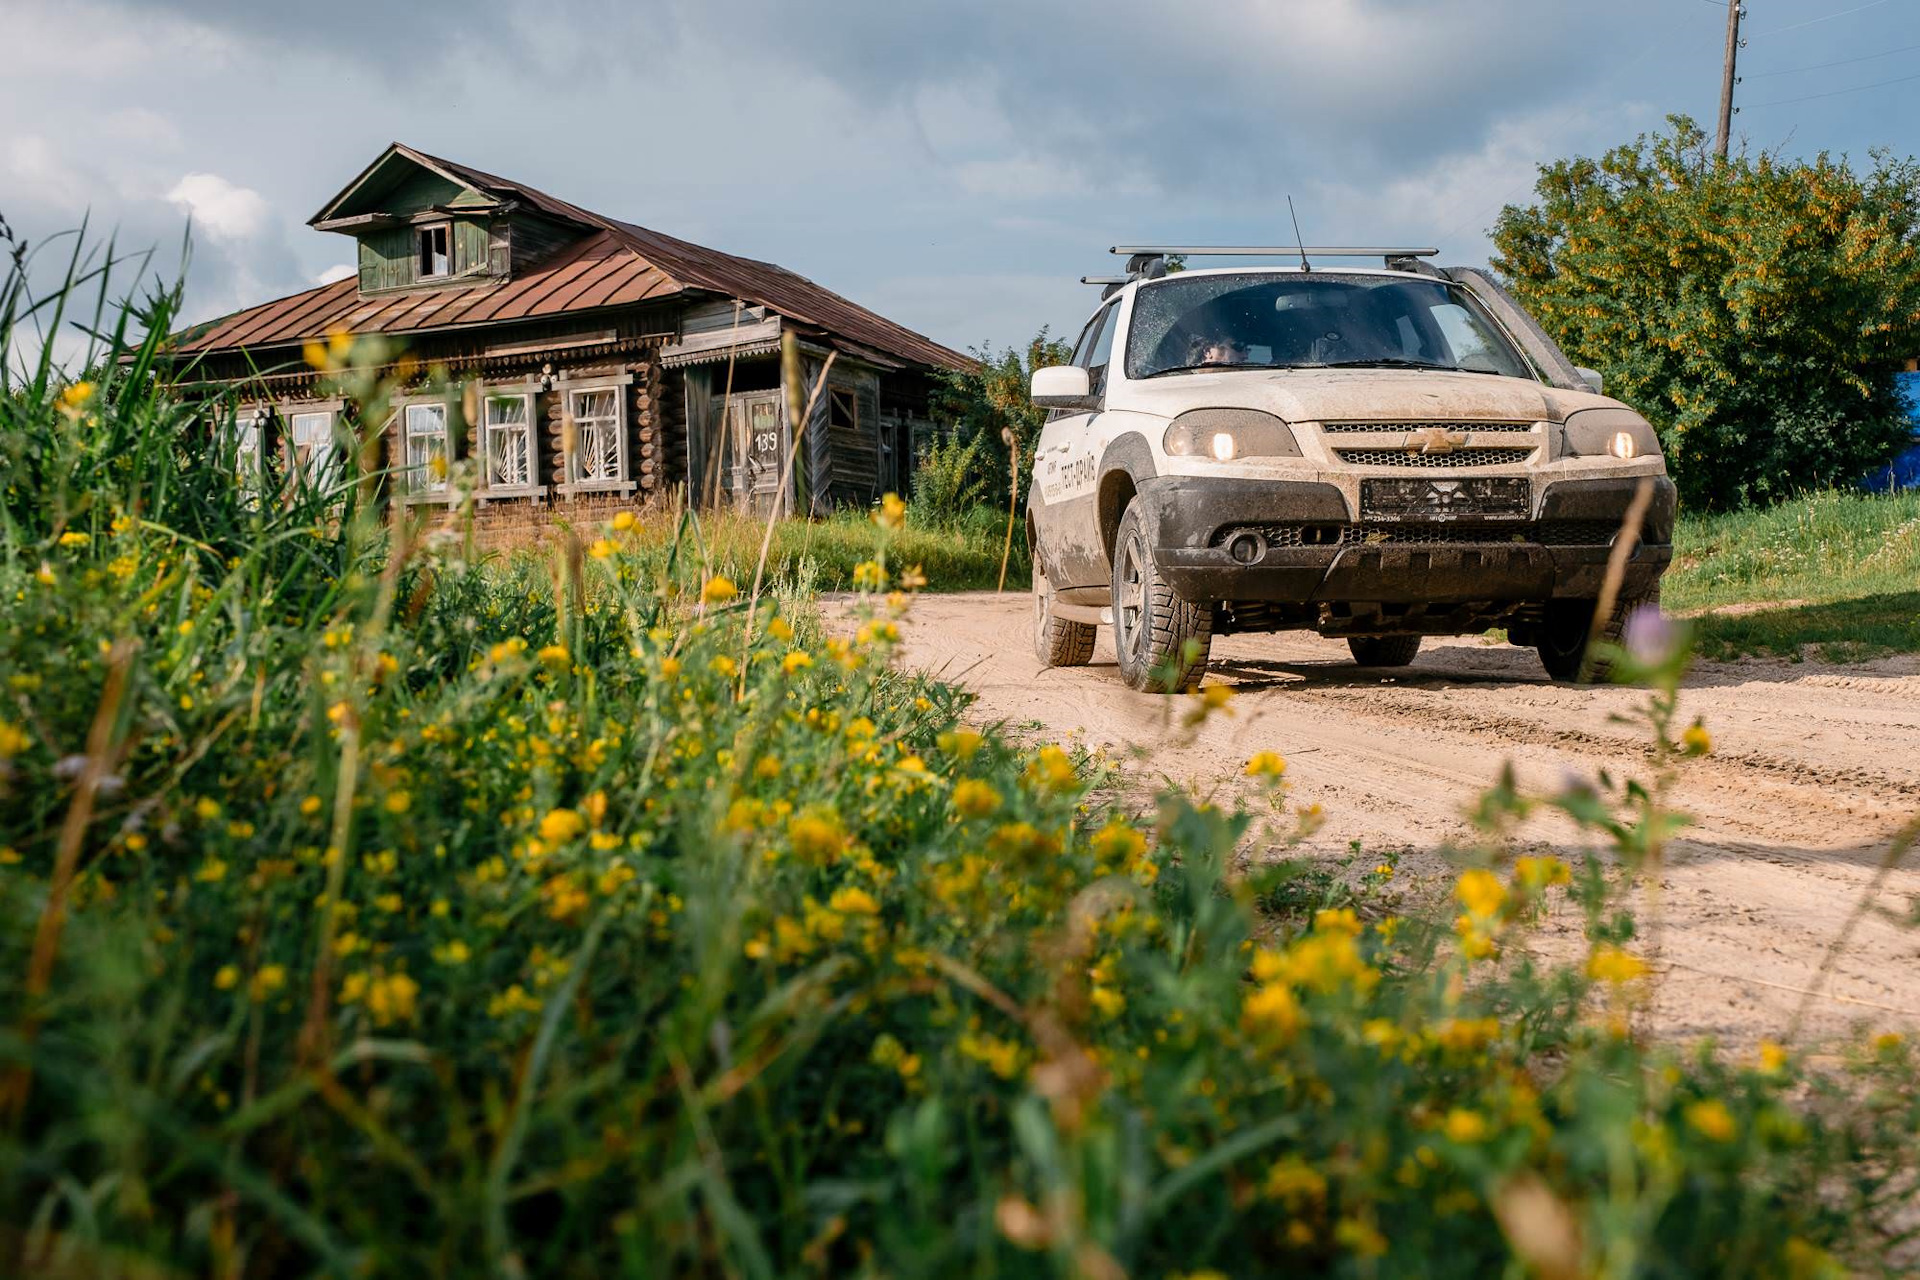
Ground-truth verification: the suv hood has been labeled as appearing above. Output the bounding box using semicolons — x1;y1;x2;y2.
1111;368;1615;424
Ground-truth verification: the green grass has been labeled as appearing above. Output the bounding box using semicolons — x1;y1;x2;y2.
1666;489;1920;661
625;504;1026;594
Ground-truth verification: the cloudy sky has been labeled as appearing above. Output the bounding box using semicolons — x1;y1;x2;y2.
6;0;1920;368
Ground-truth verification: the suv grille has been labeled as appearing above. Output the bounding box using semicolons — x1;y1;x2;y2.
1321;420;1534;434
1213;520;1629;549
1334;447;1536;468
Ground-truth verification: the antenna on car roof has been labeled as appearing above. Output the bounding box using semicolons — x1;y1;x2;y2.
1286;196;1311;274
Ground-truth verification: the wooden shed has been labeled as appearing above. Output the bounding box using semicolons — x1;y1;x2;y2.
172;143;971;531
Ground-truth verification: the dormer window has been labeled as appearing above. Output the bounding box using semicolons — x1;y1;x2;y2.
417;223;451;278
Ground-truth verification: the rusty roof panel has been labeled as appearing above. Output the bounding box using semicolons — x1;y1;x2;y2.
179;144;971;372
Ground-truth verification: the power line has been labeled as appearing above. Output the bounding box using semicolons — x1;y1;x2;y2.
1747;0;1897;39
1746;39;1920;78
1744;66;1920;107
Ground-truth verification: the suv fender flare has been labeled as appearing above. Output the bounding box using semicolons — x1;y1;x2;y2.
1096;433;1157;558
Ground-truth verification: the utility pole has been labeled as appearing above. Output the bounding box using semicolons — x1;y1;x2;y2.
1716;1;1745;161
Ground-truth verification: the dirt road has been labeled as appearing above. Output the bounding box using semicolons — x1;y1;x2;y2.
887;592;1920;1050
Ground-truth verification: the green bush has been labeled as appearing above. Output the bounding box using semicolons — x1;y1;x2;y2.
1492;115;1920;509
3;232;1919;1279
931;330;1072;512
908;432;989;529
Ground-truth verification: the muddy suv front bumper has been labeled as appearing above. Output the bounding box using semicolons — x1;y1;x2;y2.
1144;475;1674;604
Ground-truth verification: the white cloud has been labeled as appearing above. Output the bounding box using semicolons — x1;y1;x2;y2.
165;173;270;242
315;262;356;285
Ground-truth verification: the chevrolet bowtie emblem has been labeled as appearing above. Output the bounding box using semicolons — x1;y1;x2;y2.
1407;426;1469;455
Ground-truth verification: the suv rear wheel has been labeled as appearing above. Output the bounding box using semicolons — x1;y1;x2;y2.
1348;634;1422;668
1536;587;1660;683
1111;503;1211;692
1033;563;1096;667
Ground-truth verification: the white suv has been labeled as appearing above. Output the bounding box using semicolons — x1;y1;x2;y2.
1026;249;1674;692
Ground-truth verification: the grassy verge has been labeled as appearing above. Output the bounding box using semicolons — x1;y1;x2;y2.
615;502;1026;595
1667;489;1920;661
3;244;1918;1276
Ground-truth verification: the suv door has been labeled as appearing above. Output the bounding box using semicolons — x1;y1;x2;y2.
1033;299;1118;589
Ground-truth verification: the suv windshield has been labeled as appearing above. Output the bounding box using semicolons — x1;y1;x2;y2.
1124;272;1536;382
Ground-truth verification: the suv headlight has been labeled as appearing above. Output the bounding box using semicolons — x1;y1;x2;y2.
1563;407;1660;460
1163;408;1301;461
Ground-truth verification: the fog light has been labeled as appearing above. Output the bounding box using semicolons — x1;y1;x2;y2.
1609;431;1637;460
1210;432;1236;461
1227;532;1264;565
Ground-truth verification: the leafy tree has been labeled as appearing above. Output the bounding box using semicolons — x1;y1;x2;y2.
931;328;1072;511
1492;115;1920;509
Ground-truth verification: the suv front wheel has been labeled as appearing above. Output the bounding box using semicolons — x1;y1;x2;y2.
1111;502;1212;692
1535;587;1660;683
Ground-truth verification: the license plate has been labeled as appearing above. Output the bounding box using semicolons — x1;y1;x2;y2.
1361;477;1530;521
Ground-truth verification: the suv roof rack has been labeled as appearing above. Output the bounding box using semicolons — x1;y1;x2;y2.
1109;245;1439;258
1098;245;1443;286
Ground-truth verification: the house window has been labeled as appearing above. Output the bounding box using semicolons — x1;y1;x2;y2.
403;402;450;494
828;387;857;433
417;223;451;279
566;386;626;486
482;391;537;491
287;408;340;489
229;405;263;466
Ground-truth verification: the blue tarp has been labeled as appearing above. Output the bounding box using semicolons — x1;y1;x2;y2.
1860;370;1920;492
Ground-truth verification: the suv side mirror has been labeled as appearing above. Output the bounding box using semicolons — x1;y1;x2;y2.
1031;365;1097;410
1575;366;1604;395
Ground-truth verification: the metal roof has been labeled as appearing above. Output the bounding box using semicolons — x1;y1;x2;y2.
176;144;970;372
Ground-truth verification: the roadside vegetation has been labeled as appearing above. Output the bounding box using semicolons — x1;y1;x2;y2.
1494;114;1920;511
5;236;1920;1277
1667;488;1920;661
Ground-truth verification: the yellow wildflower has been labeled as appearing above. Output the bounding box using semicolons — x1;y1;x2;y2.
537;643;570;668
539;808;586;843
1685;1098;1737;1143
828;885;881;916
1682;722;1712;756
588;539;617;560
59;380;94;409
249;964;287;1001
852;560;887;592
1442;1108;1489;1143
213;964;240;991
874;491;907;531
0;720;29;757
937;728;984;759
384;790;412;814
701;575;737;605
1025;745;1077;794
951;779;1002;819
58;530;90;548
1244;750;1286;779
1454;869;1506;920
611;510;637;532
1587;944;1649;985
782;650;813;674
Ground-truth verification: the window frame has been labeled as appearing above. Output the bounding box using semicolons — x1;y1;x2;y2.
278;397;347;493
396;397;454;502
477;383;545;500
554;373;635;497
417;221;452;280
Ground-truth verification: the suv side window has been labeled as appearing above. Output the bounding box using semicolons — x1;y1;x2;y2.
1075;302;1119;397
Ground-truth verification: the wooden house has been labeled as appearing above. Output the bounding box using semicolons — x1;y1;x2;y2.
173;143;970;532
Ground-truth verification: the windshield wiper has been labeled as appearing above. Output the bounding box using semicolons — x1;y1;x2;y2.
1301;357;1459;372
1142;360;1269;378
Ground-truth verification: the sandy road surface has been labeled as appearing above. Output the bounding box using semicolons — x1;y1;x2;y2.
884;592;1920;1049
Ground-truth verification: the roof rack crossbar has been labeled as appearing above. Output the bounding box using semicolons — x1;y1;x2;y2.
1080;275;1131;285
1109;245;1439;258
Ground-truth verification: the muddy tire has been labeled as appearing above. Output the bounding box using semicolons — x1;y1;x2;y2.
1033;564;1095;667
1536;586;1661;683
1348;634;1422;668
1111;502;1211;693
